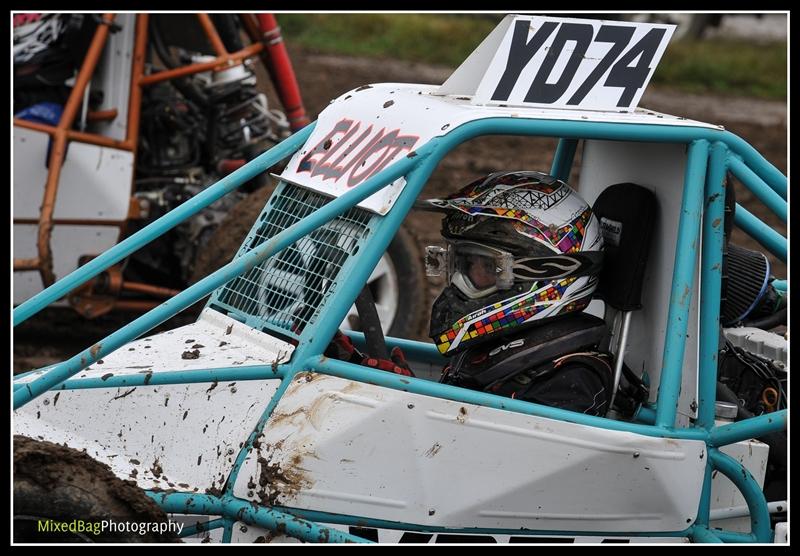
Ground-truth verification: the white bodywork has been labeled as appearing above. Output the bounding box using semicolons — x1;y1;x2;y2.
233;373;706;533
279;83;719;215
709;438;769;533
14;310;292;494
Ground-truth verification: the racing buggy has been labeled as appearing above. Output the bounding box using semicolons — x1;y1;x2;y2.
13;15;787;543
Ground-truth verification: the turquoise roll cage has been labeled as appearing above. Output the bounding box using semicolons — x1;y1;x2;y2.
13;114;788;543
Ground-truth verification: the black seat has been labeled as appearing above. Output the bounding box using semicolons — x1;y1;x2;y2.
592;183;658;311
591;183;658;409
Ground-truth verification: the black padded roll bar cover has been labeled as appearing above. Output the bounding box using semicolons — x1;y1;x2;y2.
592;183;658;311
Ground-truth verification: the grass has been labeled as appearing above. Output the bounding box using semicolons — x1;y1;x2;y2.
277;13;786;100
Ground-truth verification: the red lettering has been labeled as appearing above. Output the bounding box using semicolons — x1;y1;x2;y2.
297;118;418;187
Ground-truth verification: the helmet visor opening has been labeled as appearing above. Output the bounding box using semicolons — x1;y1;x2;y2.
426;241;515;296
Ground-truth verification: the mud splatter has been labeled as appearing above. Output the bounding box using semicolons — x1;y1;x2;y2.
182;349;200;360
424;442;442;458
111;388;136;401
256;448;312;507
151;458;163;478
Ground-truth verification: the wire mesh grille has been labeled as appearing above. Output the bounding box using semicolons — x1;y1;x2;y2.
211;183;375;337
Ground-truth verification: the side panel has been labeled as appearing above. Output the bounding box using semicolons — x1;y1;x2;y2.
233;374;706;533
14;224;120;305
577;140;700;423
13;311;291;494
13;126;133;303
13;128;133;220
14;379;280;495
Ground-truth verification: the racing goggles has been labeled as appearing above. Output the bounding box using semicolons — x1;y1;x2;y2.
425;241;515;297
425;241;603;298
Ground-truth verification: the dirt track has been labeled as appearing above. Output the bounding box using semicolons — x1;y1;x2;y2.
14;47;787;372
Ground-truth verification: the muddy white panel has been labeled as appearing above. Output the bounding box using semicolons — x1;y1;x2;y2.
14;379;280;495
13;310;293;493
233;373;705;532
14;308;295;381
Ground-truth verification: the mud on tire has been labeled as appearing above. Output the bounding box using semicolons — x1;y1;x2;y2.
13;435;179;543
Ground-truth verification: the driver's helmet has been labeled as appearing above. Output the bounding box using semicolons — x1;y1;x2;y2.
425;171;603;355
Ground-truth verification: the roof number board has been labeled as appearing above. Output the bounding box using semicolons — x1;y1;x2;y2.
439;15;675;112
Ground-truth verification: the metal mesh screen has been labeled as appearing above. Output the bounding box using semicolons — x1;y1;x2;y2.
211;183;375;337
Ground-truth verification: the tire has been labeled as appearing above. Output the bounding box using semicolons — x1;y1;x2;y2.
191;184;430;339
13;436;179;543
365;225;429;340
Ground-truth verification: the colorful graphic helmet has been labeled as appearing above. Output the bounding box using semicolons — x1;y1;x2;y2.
426;171;603;355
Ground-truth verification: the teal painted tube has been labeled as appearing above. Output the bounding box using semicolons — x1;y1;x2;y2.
633;405;657;425
734;203;787;262
224;372;297;496
708;409;786;447
655;139;709;429
179;517;226;538
772;280;787;292
697;142;727;430
13;150;427;410
221;520;233;544
712;530;757;543
550;138;579;182
13;123;316;327
306;355;708;441
147;492;370;543
690;526;724;543
709;449;771;543
290;138;442;364
418;118;783;198
728;156;787;222
13;365;287;392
